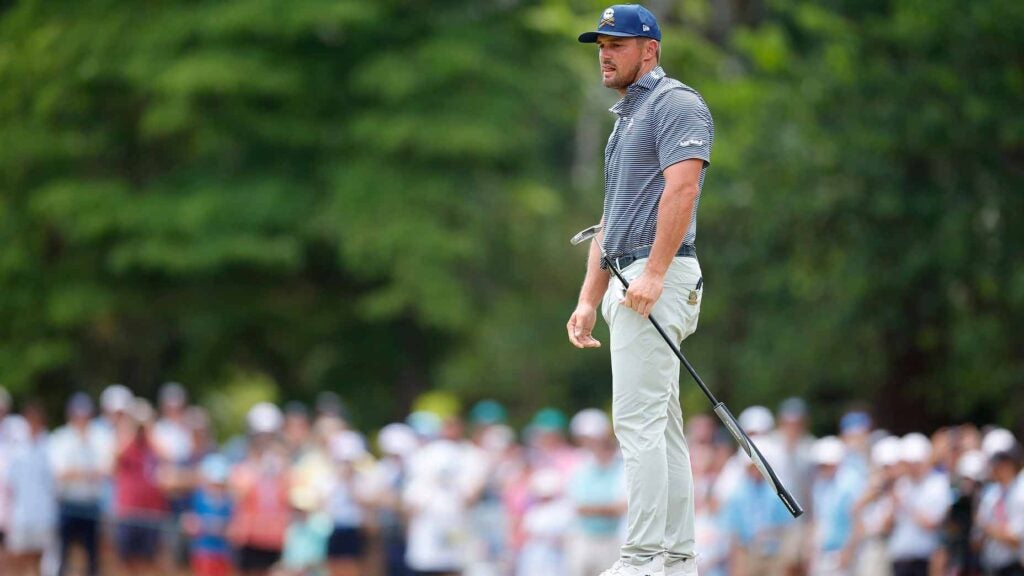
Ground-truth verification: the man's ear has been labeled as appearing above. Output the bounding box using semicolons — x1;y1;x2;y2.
646;39;660;62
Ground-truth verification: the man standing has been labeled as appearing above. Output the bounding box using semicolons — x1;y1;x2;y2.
567;5;714;576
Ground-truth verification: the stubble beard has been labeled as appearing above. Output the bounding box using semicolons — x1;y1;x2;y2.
602;59;643;90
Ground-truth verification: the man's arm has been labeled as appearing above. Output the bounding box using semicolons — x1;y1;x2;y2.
567;219;610;348
621;158;703;318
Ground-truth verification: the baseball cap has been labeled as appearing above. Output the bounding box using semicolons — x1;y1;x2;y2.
777;397;807;422
899;432;932;463
579;4;661;43
378;423;419;456
871;436;902;467
246;402;283;434
812;435;846;466
66;392;94;417
159;382;187;408
469;400;507;426
531;407;568;433
956;449;987;482
100;384;132;413
570;408;611;440
981;428;1017;457
738;406;775;435
840;411;871;435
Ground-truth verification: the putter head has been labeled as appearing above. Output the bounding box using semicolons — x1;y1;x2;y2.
570;224;603;246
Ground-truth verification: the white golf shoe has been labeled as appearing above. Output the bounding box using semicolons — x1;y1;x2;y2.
598;559;661;576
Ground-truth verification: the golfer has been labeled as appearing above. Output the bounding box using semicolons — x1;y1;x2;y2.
566;5;713;576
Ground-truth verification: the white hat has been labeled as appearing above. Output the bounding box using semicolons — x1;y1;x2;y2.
738;406;775;435
480;424;516;452
813;435;846;466
529;468;564;498
957;450;988;482
570;408;611;440
899;432;932;463
130;397;156;423
247;402;283;434
330;430;368;462
100;384;133;413
378;423;419;456
871;436;902;467
982;428;1017;457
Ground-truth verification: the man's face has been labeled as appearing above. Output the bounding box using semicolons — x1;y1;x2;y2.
597;36;650;90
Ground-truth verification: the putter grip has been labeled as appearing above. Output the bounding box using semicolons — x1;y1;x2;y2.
714;403;805;518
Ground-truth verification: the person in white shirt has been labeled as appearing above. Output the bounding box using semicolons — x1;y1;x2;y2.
852;436;901;576
50;393;111;576
0;386;23;559
773;398;816;575
517;468;575;576
886;433;951;576
6;402;58;576
566;410;626;576
403;416;487;576
976;450;1023;576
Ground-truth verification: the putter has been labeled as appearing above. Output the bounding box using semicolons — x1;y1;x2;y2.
571;224;804;518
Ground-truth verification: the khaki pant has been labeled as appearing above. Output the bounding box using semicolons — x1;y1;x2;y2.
601;255;703;566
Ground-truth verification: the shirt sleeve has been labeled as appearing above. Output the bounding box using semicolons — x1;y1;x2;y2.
654;87;713;171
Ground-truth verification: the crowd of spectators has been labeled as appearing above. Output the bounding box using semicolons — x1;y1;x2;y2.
0;383;1021;576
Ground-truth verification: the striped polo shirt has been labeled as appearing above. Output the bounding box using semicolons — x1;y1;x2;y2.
601;66;714;263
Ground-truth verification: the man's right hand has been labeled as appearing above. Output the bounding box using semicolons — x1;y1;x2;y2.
567;303;602;348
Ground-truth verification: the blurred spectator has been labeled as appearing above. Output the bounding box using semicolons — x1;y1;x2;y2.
516;469;574;576
715;405;775;506
0;385;28;569
153;382;194;464
887;433;950;576
721;439;793;576
113;398;168;575
466;401;515;576
944;448;987;576
852;436;901;576
838;411;872;484
526;407;579;475
5;401;56;576
565;409;625;576
284;402;315;461
371;423;418;576
694;426;730;576
183;454;235;576
49;393;109;576
403;416;486;576
773;397;816;576
229;402;291;576
325;430;372;576
809;436;857;576
316;392;351;428
94;384;132;519
976;450;1023;576
278;485;333;576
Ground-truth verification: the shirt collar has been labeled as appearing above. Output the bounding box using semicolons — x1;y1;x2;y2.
609;66;665;114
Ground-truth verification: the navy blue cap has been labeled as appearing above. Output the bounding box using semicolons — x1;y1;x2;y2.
579;4;661;43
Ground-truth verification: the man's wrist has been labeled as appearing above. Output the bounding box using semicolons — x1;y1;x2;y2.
643;263;667;279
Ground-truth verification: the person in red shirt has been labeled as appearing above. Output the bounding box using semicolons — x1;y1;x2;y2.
112;398;168;576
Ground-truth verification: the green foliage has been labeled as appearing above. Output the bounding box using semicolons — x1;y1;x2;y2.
0;0;1021;433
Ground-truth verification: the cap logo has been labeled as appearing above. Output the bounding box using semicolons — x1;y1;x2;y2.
600;7;615;27
642;24;650;32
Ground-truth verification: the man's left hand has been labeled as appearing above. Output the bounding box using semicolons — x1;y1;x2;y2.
621;271;664;318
